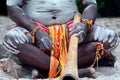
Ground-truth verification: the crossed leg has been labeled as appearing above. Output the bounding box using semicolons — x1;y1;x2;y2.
2;23;119;78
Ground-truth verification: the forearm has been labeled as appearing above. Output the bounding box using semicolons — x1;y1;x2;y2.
7;6;35;31
81;3;97;23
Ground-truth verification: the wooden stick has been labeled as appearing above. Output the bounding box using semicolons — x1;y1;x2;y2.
61;13;81;80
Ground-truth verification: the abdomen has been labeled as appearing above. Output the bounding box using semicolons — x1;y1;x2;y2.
23;0;78;25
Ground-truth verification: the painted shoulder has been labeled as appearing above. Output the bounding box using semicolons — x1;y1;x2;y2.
6;0;23;6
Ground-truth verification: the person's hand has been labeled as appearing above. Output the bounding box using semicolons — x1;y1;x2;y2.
35;29;53;50
69;23;87;43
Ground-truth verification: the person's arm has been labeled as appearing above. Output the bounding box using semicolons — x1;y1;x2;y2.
69;0;97;42
7;0;35;31
7;0;53;50
81;0;97;23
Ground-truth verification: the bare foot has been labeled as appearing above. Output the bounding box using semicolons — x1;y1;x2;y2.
78;67;96;78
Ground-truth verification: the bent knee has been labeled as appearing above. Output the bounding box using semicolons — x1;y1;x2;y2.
103;30;119;52
2;27;30;54
5;27;30;44
92;24;119;51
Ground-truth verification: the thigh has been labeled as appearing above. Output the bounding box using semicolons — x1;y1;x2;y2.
77;24;119;68
77;42;97;68
77;41;116;68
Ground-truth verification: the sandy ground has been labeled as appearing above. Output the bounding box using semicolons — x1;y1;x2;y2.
0;16;120;80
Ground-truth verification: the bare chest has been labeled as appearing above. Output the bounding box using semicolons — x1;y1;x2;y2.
23;0;78;25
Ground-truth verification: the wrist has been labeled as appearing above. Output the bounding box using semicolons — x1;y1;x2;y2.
82;19;93;32
30;26;40;44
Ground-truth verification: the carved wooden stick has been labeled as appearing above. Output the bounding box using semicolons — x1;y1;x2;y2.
61;13;81;80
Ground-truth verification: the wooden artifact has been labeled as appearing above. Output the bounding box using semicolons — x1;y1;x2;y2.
61;13;81;80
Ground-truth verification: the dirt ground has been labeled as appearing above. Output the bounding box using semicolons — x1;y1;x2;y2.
0;16;120;80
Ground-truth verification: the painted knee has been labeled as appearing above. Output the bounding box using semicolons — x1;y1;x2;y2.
3;32;20;54
103;30;119;52
92;24;119;51
2;27;30;54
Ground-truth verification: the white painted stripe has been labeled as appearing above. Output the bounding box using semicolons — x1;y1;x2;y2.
94;26;101;40
2;41;20;54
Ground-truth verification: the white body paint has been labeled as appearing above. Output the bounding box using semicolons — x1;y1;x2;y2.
7;0;78;25
3;40;20;54
94;26;115;43
93;25;119;52
3;27;30;54
3;26;119;54
22;0;78;25
82;0;96;4
5;0;119;54
7;0;23;6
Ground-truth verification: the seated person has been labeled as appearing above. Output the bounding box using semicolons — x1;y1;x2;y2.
3;0;119;79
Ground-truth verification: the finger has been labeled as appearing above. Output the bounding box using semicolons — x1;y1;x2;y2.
40;37;49;49
40;43;46;50
45;37;53;50
39;42;45;50
43;41;50;50
45;39;52;50
76;31;86;43
46;37;54;50
76;31;85;36
48;40;54;50
69;27;80;35
39;39;46;50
